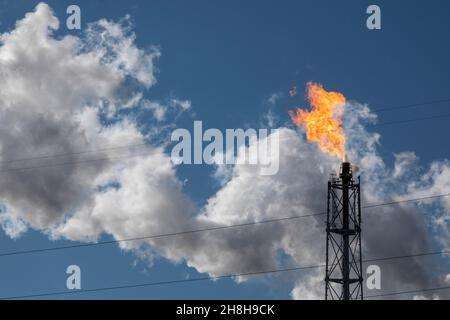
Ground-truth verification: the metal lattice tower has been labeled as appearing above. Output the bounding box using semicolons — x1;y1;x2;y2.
325;162;363;300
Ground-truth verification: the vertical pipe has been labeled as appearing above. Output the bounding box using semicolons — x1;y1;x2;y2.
341;162;351;300
357;176;363;300
325;181;331;300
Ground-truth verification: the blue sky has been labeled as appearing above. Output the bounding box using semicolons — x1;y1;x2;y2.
0;0;449;299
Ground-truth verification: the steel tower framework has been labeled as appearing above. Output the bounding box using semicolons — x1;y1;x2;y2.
325;162;363;300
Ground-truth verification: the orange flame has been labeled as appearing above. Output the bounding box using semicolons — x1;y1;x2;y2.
288;82;346;160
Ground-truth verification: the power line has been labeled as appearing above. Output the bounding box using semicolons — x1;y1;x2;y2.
366;286;450;299
0;265;321;300
1;249;449;300
0;149;157;174
376;113;450;126
362;193;450;209
0;193;449;258
0;211;327;257
363;249;450;263
0;142;148;166
0;98;449;168
0;115;444;172
1;111;448;172
373;98;450;112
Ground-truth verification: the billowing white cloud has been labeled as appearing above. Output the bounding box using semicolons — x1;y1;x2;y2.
0;3;191;242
